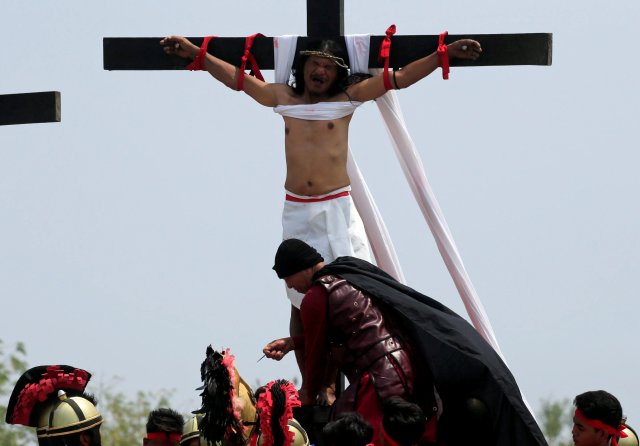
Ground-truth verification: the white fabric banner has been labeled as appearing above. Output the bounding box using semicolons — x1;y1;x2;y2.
345;34;503;356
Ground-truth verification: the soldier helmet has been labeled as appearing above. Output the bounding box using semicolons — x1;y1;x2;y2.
180;415;210;446
46;390;103;437
5;365;92;439
619;423;639;446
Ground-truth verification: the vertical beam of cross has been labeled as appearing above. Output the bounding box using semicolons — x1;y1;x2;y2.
307;0;343;37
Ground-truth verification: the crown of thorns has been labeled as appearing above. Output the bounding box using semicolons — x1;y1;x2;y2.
299;50;349;69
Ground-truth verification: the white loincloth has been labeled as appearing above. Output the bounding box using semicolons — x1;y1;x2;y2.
282;186;372;308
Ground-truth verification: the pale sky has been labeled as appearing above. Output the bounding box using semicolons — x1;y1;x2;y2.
1;0;639;430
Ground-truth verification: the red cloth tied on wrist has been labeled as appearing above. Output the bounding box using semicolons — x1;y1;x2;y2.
186;36;215;71
437;31;450;80
575;409;628;446
377;24;396;91
237;33;266;91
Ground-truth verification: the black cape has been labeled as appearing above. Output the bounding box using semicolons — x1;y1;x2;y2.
316;257;547;446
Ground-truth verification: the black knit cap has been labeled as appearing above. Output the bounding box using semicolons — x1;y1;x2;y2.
273;239;324;279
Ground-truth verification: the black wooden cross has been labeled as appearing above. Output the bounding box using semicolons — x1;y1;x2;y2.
102;4;552;445
103;0;552;71
0;91;61;126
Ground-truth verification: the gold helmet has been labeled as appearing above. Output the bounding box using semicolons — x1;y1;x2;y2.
46;390;103;437
5;365;92;440
287;419;310;446
619;424;639;446
35;400;57;439
180;415;211;446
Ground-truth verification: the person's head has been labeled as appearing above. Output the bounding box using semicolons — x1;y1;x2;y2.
144;408;185;446
45;391;103;446
291;40;350;98
322;412;373;446
381;396;426;446
273;239;324;294
572;390;625;446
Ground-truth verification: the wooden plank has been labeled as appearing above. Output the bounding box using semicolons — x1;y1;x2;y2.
0;91;61;126
103;33;552;71
307;0;343;37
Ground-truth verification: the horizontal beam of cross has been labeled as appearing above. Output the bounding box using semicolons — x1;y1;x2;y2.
103;33;552;71
0;91;61;126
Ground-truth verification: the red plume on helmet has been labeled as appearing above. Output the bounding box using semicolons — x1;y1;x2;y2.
5;365;91;427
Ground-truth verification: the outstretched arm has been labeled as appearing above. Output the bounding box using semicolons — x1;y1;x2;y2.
160;36;287;107
345;39;482;102
263;337;295;360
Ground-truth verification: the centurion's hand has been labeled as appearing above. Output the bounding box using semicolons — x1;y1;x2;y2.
262;337;295;361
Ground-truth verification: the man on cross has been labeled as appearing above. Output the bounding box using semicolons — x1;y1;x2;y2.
159;33;481;360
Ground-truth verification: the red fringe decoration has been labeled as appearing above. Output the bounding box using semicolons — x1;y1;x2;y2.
254;380;301;446
10;366;89;425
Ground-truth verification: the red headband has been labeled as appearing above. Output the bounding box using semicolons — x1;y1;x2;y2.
146;432;182;442
575;409;628;446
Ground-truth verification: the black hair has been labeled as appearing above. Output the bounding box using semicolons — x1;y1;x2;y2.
322;412;373;446
146;408;184;435
574;390;623;431
382;396;426;446
83;393;98;407
290;39;372;100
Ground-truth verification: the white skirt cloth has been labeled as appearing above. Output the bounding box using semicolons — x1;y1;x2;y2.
282;185;372;308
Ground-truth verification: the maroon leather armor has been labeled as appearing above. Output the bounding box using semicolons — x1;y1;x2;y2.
317;274;414;413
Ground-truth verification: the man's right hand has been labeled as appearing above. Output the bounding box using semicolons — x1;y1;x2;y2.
263;337;295;361
160;36;199;60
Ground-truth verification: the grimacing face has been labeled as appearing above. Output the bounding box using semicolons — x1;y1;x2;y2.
303;56;338;96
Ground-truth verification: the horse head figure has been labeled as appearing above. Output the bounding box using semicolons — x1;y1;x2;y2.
194;347;308;446
194;346;257;446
